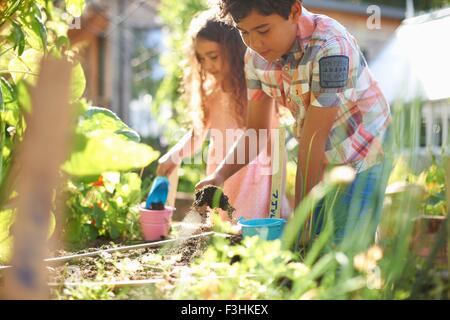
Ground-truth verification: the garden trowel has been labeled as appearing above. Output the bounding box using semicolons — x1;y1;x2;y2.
145;176;170;209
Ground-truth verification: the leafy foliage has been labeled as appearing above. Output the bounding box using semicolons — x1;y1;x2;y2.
64;172;144;248
0;0;159;260
154;0;208;140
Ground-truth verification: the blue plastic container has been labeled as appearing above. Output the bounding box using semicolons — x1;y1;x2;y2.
238;217;286;240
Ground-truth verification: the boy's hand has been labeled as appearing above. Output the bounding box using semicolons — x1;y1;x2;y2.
156;156;177;176
195;172;225;190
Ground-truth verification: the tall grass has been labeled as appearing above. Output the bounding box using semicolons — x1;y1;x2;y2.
280;99;449;299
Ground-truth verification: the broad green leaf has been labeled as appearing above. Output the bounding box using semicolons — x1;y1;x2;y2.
115;129;140;143
12;21;25;56
1;78;20;126
8;48;43;84
103;171;121;193
2;109;20;127
0;78;16;108
21;20;45;51
30;14;48;52
3;0;21;18
0;49;15;72
78;107;140;142
0;210;15;264
63;131;160;176
65;219;81;243
108;222;120;239
70;62;86;102
55;35;70;48
32;3;43;19
81;107;127;131
0;236;13;264
116;172;142;204
0;81;3;109
65;0;86;17
0;209;56;263
17;81;31;113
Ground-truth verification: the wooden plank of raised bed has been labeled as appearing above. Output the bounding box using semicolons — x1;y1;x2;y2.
44;231;217;264
47;274;258;288
0;231;231;272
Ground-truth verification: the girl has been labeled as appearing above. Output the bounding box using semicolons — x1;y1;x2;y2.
157;10;290;220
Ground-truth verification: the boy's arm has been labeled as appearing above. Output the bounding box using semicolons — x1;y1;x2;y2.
196;93;274;189
295;105;338;206
295;36;360;205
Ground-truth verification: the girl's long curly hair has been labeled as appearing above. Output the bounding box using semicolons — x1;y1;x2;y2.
182;9;247;132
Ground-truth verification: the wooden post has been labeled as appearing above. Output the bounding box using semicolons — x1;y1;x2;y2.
2;58;73;299
269;127;286;218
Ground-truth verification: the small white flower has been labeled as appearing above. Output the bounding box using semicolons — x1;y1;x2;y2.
328;166;356;185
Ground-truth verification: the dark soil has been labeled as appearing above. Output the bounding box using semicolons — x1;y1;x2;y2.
161;225;213;265
193;185;235;219
149;202;165;210
47;226;215;285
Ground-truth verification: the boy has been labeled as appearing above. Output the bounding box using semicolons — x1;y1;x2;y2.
196;0;391;244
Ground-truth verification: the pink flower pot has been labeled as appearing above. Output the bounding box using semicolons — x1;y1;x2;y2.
139;204;174;241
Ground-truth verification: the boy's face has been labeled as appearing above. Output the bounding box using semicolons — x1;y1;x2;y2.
235;4;301;62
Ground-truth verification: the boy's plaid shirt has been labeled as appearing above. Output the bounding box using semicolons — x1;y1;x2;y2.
245;8;391;172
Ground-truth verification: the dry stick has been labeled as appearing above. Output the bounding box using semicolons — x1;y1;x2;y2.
2;58;73;300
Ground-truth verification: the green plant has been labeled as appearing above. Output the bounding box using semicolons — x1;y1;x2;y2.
63;172;143;248
56;284;115;300
420;162;447;216
0;0;160;261
0;0;88;263
154;0;208;145
170;236;314;299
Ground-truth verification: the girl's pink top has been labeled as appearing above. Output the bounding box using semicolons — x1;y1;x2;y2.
203;88;291;220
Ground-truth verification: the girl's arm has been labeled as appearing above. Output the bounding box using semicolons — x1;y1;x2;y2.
295;105;339;206
196;93;275;188
157;128;208;176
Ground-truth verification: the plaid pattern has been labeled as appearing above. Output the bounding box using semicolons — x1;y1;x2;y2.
245;7;391;172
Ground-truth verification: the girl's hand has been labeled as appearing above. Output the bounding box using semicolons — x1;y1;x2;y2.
195;172;225;190
156;156;177;176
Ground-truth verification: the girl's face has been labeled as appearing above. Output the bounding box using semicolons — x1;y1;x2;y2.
195;38;225;83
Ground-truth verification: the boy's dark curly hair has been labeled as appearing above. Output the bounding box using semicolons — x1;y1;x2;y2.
218;0;301;23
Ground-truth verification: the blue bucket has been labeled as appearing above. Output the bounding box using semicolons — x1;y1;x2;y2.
238;217;286;240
